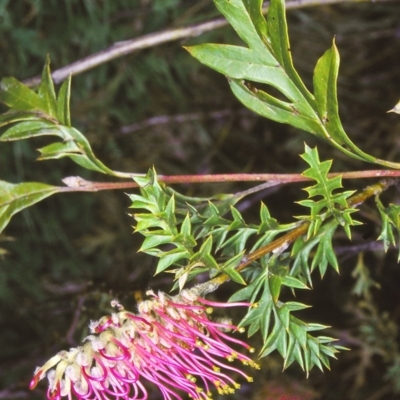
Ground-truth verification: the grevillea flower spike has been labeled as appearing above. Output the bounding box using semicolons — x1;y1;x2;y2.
30;284;259;400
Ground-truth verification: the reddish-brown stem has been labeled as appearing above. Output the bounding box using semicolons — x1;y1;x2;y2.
61;170;400;192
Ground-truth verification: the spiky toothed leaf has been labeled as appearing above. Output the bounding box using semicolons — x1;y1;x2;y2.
223;265;246;285
310;220;339;276
291;236;314;287
258;202;281;233
191;236;219;271
134;213;170;232
282;275;309;290
129;164;345;371
220;228;258;256
131;169;256;282
258;314;341;373
376;197;400;261
229;270;266;303
155;249;192;274
139;234;175;252
220;251;246;285
285;302;311;312
351;253;381;297
298;145;357;239
291;219;340;281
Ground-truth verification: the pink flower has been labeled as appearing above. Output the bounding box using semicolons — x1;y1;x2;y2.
30;286;259;400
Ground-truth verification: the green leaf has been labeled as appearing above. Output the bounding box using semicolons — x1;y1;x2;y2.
213;0;268;52
266;0;314;104
57;76;72;126
286;302;310;312
228;79;322;134
191;236;219;270
0;119;117;175
376;197;400;261
220;227;257;256
220;251;246;285
139;234;174;252
311;221;339;276
351;253;380;297
0;77;45;111
0;111;54;128
282;275;309;290
180;213;191;237
155;249;191;274
187;0;400;168
291;219;340;282
38;55;58;119
298;145;357;238
0;62;125;177
229;271;265;303
0;120;59;140
229;206;246;230
313;41;375;162
0;181;61;234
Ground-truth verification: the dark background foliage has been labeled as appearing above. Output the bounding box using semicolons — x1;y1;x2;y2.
1;1;400;399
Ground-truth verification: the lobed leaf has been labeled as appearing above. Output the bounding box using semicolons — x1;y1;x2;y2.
186;0;400;168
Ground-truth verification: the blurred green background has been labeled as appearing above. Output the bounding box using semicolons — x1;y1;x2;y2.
1;1;400;399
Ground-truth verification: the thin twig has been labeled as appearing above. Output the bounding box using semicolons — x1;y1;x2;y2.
118;109;252;135
66;295;86;346
23;0;390;87
334;241;384;256
60;170;400;192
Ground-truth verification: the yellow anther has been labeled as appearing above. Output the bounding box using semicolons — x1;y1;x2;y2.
237;327;245;333
186;374;196;383
247;376;254;382
206;307;213;314
249;347;255;353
